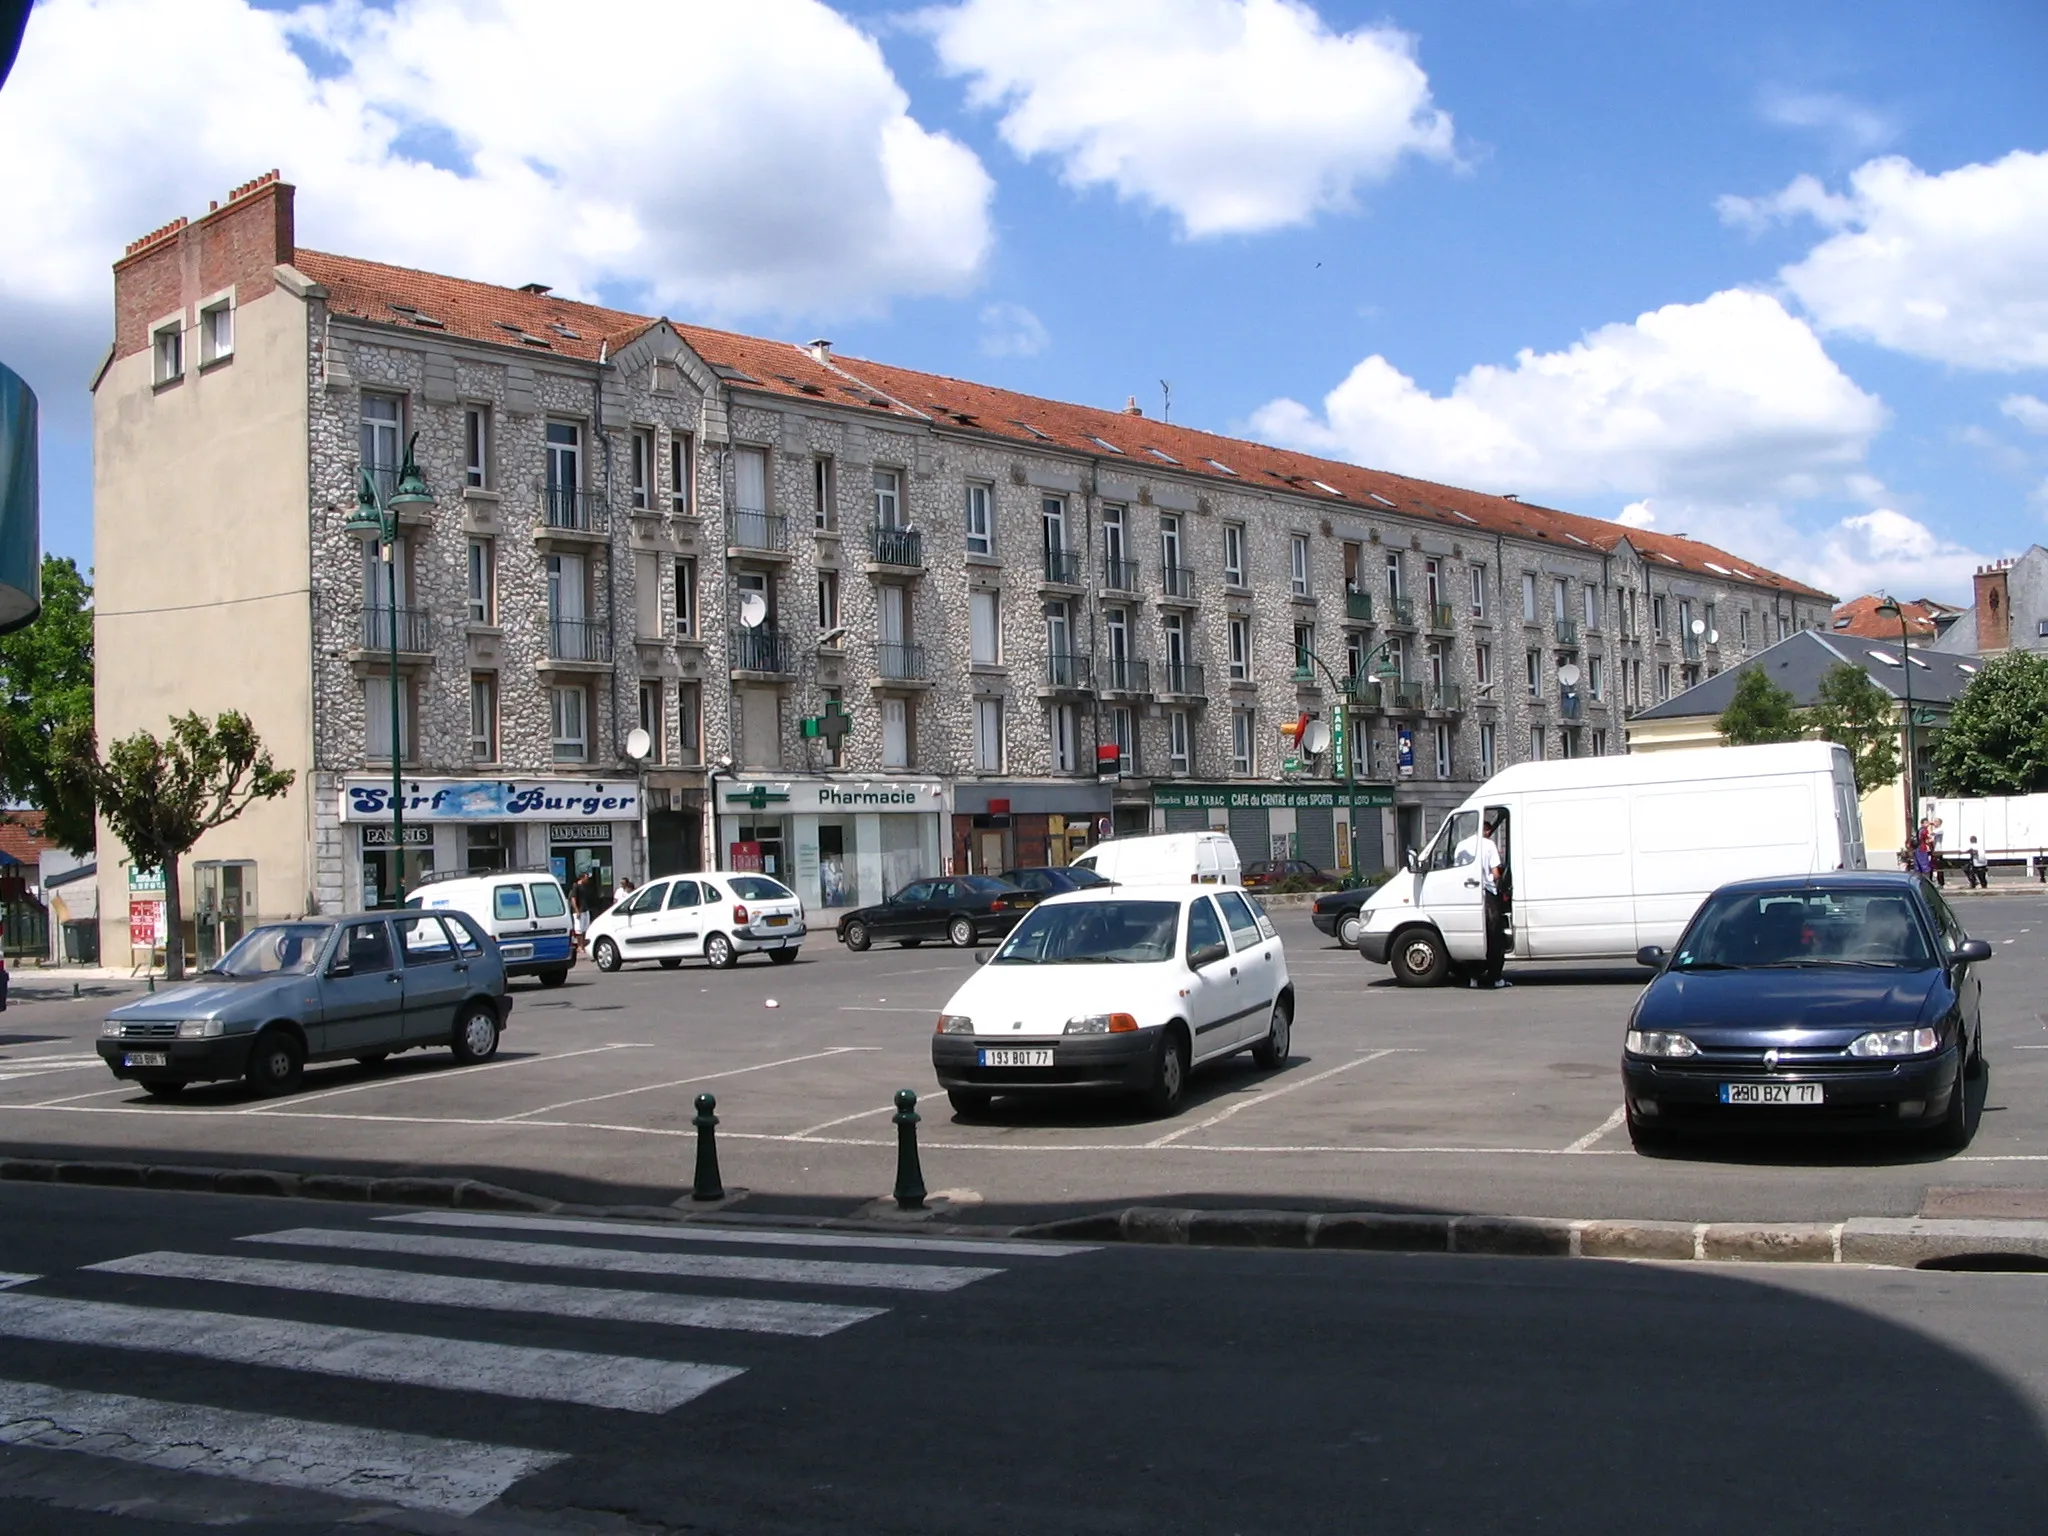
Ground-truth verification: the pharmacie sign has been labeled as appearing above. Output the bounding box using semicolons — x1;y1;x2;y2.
342;777;640;823
1152;782;1395;811
721;780;944;815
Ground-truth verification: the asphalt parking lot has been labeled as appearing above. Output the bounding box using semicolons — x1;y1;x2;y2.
3;892;2045;1226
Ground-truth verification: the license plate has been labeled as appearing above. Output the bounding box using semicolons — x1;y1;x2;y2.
1720;1082;1824;1105
502;943;533;959
766;915;790;927
978;1048;1054;1068
123;1052;169;1068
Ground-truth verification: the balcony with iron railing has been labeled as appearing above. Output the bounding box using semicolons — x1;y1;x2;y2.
1430;682;1464;712
1160;563;1196;601
540;485;608;534
1043;548;1085;587
1387;680;1425;711
545;616;613;666
1555;617;1580;648
1343;677;1383;709
728;509;791;555
868;524;923;569
1158;661;1206;696
1385;597;1417;628
1561;690;1584;721
1427;602;1457;632
1682;633;1703;660
1044;651;1094;690
875;642;930;682
358;604;433;655
1101;656;1151;693
731;625;796;675
1344;589;1374;624
1102;556;1140;593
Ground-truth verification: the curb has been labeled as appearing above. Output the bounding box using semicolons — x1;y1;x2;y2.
1015;1206;2048;1270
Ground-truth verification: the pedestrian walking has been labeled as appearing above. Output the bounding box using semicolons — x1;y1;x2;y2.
1455;815;1511;989
570;868;600;956
1965;837;1989;890
1912;841;1933;879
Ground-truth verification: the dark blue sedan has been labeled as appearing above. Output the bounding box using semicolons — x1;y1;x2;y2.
1622;872;1990;1151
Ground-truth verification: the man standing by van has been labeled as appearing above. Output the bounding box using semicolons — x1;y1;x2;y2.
1965;837;1989;890
1456;815;1510;989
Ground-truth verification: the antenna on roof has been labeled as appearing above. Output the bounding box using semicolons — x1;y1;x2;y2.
1160;380;1171;424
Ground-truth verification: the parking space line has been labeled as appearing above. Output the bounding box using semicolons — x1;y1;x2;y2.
839;1007;941;1014
25;1083;149;1106
1146;1049;1404;1148
1563;1105;1627;1153
789;1104;897;1137
243;1043;656;1114
497;1046;883;1121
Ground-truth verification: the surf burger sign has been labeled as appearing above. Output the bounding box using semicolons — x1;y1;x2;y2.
341;778;641;823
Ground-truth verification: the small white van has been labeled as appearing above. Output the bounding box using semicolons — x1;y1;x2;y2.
1071;831;1243;887
407;871;576;986
1357;741;1867;985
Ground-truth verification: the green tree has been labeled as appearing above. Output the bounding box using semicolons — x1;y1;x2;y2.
54;711;294;980
0;555;95;850
1717;665;1804;746
1806;663;1903;796
1930;651;2048;797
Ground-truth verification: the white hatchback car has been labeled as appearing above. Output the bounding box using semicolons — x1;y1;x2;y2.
930;884;1293;1117
586;872;806;971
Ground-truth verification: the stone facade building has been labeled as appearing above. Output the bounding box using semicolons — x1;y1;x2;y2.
90;176;1834;958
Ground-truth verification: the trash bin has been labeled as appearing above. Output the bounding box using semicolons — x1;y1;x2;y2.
62;920;99;966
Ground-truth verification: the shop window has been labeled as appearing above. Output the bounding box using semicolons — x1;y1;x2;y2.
466;825;512;872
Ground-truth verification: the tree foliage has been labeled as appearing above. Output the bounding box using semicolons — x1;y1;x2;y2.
1717;665;1804;746
54;711;294;980
1806;663;1902;796
0;555;95;850
1931;651;2048;797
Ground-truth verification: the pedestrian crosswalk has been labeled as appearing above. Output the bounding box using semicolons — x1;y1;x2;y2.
0;1209;1094;1519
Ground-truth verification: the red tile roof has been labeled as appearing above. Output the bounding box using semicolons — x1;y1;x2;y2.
1830;594;1951;640
0;811;54;867
290;250;1833;603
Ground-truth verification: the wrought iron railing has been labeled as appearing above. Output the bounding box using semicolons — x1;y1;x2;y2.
1102;557;1140;593
359;605;432;653
1045;651;1093;689
1345;589;1374;623
1159;661;1206;696
1101;656;1150;692
1556;618;1580;647
1344;677;1383;708
870;524;923;568
1431;683;1464;712
1389;681;1425;711
1043;548;1085;586
541;485;607;532
876;642;929;681
731;625;795;673
727;509;790;553
1386;598;1417;628
546;616;613;663
1160;563;1196;600
1428;602;1457;632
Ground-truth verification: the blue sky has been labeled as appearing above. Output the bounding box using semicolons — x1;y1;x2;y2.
6;0;2046;603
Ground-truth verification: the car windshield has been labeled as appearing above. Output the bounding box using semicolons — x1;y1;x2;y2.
209;923;329;977
1672;890;1937;971
728;876;793;902
991;901;1181;965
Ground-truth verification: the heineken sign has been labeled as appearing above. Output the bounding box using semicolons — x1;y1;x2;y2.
1152;782;1395;811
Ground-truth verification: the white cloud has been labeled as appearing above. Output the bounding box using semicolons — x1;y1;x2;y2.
0;0;994;414
1802;508;1999;602
1617;501;1656;528
1758;89;1897;155
1249;288;1887;503
1730;151;2048;371
2002;394;2048;434
921;0;1453;237
977;301;1049;358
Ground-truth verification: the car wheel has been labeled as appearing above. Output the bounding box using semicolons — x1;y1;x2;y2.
948;915;977;948
659;957;683;970
451;1002;501;1066
538;967;570;988
139;1079;184;1100
704;933;737;970
769;947;798;965
947;1088;993;1116
1928;1071;1973;1151
1338;912;1363;949
1390;926;1449;987
1625;1101;1673;1154
1142;1029;1190;1117
355;1052;389;1068
1968;1025;1986;1079
592;937;622;973
244;1029;304;1098
843;921;872;952
1251;997;1292;1069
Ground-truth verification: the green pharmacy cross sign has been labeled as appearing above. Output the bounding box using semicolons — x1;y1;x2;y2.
725;785;793;813
801;703;853;747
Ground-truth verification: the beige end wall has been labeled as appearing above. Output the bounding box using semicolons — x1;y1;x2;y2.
93;279;313;965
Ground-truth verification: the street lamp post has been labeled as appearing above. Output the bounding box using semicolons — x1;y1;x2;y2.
1295;638;1401;885
1874;596;1917;854
344;433;434;906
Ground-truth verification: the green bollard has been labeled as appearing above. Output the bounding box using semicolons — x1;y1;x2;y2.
892;1088;926;1211
691;1092;725;1202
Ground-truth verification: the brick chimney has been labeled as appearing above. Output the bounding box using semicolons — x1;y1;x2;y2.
111;171;296;362
1974;561;2012;652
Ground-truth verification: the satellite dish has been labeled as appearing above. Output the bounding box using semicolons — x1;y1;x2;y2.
1301;720;1331;755
738;591;768;629
1689;618;1706;636
624;727;652;762
1707;629;1720;645
1558;663;1582;688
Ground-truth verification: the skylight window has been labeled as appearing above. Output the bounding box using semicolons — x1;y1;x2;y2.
387;303;445;328
1657;553;1680;565
1369;492;1397;508
1834;617;1852;630
1310;480;1344;497
1012;420;1053;441
549;322;581;340
1450;509;1480;525
1866;648;1903;667
1960;662;1978;674
1204;458;1237;476
1564;532;1591;547
1146;447;1179;464
1733;569;1757;581
1086;435;1125;454
1704;561;1732;576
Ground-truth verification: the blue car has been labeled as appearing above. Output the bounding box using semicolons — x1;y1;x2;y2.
1622;872;1990;1151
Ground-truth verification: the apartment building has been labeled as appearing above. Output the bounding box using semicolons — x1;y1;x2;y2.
91;176;1833;961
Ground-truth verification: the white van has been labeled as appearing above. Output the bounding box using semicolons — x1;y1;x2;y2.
1357;741;1867;985
1071;831;1243;887
407;870;576;986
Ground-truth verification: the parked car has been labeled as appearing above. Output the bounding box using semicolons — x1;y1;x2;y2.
587;871;805;971
1242;858;1340;890
407;869;576;986
95;911;512;1099
1068;831;1241;887
1311;887;1373;948
837;876;1036;951
931;884;1293;1117
999;866;1112;898
1622;872;1988;1151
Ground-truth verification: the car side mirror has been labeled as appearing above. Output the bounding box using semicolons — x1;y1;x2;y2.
326;960;352;979
975;951;991;967
1404;849;1421;873
1190;940;1230;971
1955;938;1993;964
1636;945;1666;969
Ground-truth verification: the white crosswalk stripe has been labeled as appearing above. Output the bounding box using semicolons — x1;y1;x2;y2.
243;1225;1006;1291
0;1378;564;1516
383;1209;1098;1258
90;1250;886;1336
0;1291;742;1412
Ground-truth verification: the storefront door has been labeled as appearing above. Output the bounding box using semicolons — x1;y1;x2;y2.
818;822;857;907
193;861;255;970
735;822;787;880
550;825;614;908
361;827;434;910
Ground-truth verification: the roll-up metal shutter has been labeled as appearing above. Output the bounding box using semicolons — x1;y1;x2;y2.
1296;807;1336;870
1164;808;1210;833
1227;807;1270;870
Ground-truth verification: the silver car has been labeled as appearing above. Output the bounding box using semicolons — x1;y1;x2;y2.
96;910;512;1099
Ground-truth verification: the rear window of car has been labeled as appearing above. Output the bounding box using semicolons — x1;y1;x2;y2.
493;885;530;921
530;882;568;918
959;875;1016;895
727;876;793;902
399;915;455;959
1216;890;1263;950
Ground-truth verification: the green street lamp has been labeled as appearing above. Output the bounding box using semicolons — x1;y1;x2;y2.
344;432;433;906
1874;594;1917;854
1293;637;1401;885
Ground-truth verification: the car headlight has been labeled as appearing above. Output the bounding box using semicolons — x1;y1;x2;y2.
1846;1027;1939;1058
1624;1030;1699;1058
100;1020;123;1037
936;1014;975;1035
1065;1013;1139;1034
177;1019;225;1040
